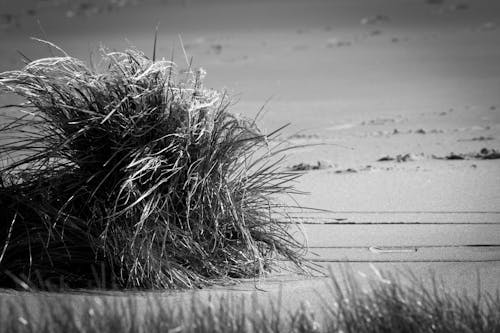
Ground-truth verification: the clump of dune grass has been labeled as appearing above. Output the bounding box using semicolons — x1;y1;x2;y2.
0;41;305;290
1;267;498;333
322;267;500;333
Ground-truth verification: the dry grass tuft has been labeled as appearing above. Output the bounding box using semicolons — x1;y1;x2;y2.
0;44;306;290
1;267;499;332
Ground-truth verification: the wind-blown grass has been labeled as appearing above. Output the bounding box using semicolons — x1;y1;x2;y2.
1;267;498;333
0;43;305;290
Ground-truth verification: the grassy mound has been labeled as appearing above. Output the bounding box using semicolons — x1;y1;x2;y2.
0;44;305;289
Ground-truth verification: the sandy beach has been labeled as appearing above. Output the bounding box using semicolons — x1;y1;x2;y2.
1;0;499;314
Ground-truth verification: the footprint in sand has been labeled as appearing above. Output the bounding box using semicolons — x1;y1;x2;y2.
449;3;470;11
210;44;223;55
425;0;444;4
458;136;495;142
0;13;20;31
327;123;356;131
289;160;333;172
434;148;500;160
378;153;425;163
360;14;390;25
288;133;321;140
361;118;401;126
334;168;358;174
325;38;352;48
478;22;497;32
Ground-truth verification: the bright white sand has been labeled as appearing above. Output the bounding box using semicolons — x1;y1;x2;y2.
1;0;499;313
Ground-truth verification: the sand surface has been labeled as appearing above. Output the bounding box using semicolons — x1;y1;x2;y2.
1;0;500;313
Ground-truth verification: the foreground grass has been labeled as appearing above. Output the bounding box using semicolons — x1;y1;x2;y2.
1;268;499;333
